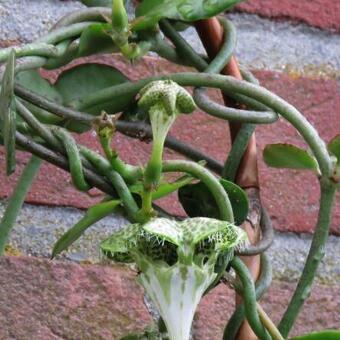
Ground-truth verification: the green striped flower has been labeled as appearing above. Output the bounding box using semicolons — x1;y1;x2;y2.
101;217;247;340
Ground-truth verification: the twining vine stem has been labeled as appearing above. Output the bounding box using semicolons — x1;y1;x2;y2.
0;6;338;339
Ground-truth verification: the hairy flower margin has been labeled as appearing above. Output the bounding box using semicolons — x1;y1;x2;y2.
101;217;247;340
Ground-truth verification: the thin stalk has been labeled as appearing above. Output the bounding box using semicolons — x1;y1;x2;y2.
223;252;272;339
14;100;103;182
149;35;201;67
53;7;111;28
222;66;261;182
53;127;91;192
162;160;234;222
142;141;164;216
236;207;274;256
160;17;236;74
158;21;270;113
159;20;208;71
79;147;140;222
257;304;284;340
37;22;98;44
223;124;256;181
98;127;142;183
229;92;273;112
0;156;42;255
15;132;116;196
203;18;237;74
193;89;277;124
1;22;99;78
0;43;59;63
74;72;332;177
116;120;223;173
278;180;337;337
230;257;271;340
16;73;332;176
15;99;62;150
43;40;80;70
239;66;260;85
13;56;47;76
14;83;93;123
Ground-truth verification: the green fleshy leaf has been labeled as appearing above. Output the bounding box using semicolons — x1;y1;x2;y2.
134;0;244;30
80;0;112;6
0;50;16;175
263;143;318;170
16;70;64;124
78;23;117;56
55;63;128;105
52;199;120;258
291;330;340;340
55;63;131;131
328;135;340;164
178;179;249;225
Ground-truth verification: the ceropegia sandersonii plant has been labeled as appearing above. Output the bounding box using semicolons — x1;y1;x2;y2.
101;217;247;340
0;0;339;339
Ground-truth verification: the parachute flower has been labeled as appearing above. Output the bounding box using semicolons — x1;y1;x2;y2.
101;217;247;340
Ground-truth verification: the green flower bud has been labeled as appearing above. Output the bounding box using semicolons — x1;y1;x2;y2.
138;80;196;190
112;0;129;34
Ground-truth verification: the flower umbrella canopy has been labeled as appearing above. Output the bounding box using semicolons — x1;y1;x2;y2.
101;217;247;340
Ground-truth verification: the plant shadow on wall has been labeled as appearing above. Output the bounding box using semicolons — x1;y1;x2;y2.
0;0;339;339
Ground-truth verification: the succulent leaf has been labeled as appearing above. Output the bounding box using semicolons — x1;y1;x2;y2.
134;0;245;30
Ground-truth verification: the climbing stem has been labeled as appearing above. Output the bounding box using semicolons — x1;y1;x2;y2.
53;7;111;28
14;131;117;196
162;160;234;222
159;19;208;71
193;89;277;124
0;43;59;63
0;156;42;255
98;130;142;183
37;22;97;44
222;124;256;181
76;72;332;176
203;17;237;74
11;77;333;204
230;257;271;340
79;147;140;222
278;180;337;337
223;252;272;339
257;304;284;340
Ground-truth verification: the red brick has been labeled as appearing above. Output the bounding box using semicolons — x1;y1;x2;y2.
0;256;151;340
0;56;339;234
0;256;339;339
235;0;340;32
